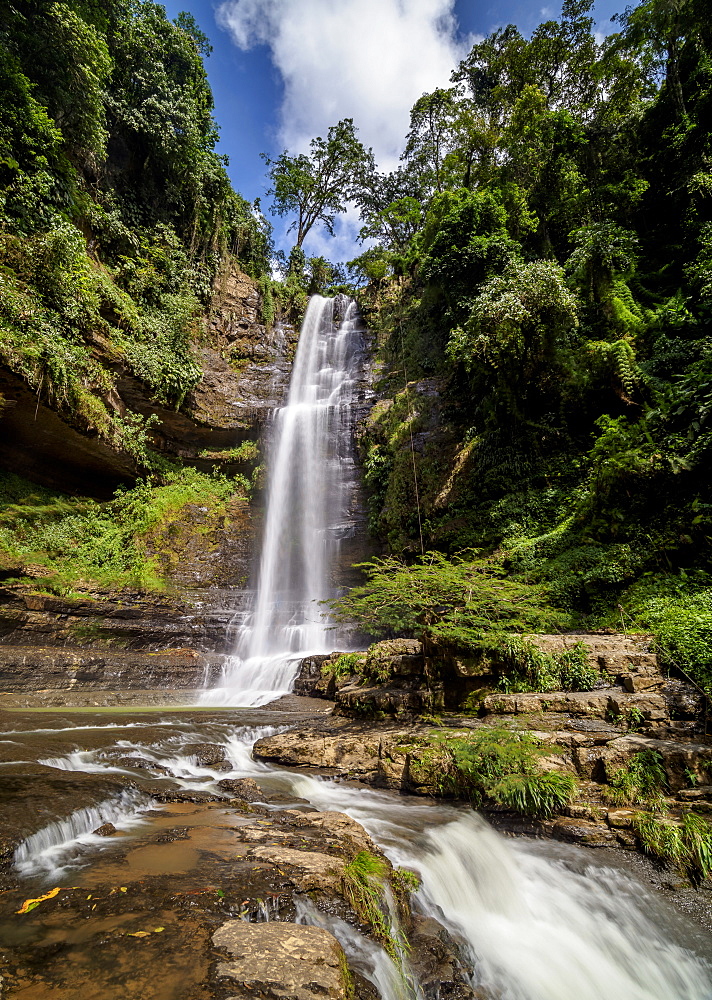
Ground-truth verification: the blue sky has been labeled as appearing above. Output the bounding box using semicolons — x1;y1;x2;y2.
161;0;622;261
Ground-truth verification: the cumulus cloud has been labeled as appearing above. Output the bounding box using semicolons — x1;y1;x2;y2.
217;0;472;171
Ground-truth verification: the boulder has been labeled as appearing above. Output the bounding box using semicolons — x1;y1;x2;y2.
212;921;349;1000
92;822;116;837
360;640;424;685
216;777;263;800
249;846;345;893
294;653;334;697
184;743;230;768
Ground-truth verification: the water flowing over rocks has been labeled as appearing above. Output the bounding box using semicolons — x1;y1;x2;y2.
202;295;372;707
252;714;712;846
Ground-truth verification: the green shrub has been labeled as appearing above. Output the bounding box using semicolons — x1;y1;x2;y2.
491;770;577;817
493;636;597;693
633;811;712;883
329;550;568;650
324;652;364;680
605;750;668;809
431;726;577;818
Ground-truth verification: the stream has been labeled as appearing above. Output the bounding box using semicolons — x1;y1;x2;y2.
1;706;711;1000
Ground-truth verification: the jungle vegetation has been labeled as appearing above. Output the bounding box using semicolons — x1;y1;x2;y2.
0;0;271;451
328;0;712;694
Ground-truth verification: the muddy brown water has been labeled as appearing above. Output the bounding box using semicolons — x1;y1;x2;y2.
1;700;711;1000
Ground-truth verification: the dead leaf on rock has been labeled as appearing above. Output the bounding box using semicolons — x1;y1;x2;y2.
16;887;66;914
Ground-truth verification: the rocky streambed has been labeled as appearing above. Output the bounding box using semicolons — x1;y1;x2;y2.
0;696;712;1000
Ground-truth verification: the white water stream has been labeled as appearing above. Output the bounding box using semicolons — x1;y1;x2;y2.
25;722;712;1000
201;295;365;707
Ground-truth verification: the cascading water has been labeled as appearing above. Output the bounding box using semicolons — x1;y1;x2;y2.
16;721;712;998
201;295;365;707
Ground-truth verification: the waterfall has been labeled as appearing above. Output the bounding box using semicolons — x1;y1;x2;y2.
14;790;153;881
202;295;365;706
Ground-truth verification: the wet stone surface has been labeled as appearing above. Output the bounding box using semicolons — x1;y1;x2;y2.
0;705;408;1000
1;702;712;1000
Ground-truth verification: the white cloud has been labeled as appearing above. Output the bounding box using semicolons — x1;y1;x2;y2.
594;17;617;45
217;0;471;171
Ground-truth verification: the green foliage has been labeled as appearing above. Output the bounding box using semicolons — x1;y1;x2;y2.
328;550;567;650
492;771;578;817
258;273;275;326
200;440;259;463
0;0;273;473
324;653;365;681
633;811;712;883
605;750;668;809
448;259;578;376
494;637;597;693
628;588;712;694
0;467;248;592
446;258;579;425
430;726;577;817
342;0;712;657
391;868;421;894
417;188;516;311
263;119;372;247
341;851;401;957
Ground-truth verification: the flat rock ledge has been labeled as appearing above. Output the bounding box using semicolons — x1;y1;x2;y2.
212;921;348;1000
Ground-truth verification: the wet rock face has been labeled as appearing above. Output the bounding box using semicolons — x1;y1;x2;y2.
194;266;299;425
141;496;256;590
409;916;478;1000
213;922;349;1000
0;585;247;654
0;643;217;693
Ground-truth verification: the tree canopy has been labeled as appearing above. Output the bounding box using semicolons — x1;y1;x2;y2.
263;119;372;247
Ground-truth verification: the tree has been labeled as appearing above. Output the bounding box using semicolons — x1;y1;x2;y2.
403;87;460;197
447;258;579;423
328;551;562;650
263;118;372;247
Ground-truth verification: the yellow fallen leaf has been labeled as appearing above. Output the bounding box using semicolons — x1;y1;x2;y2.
152;927;165;933
127;930;151;938
16;887;61;914
120;887;127;892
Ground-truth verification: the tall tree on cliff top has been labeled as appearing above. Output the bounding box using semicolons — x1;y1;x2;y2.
263;118;372;247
